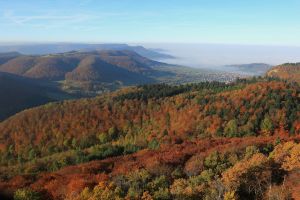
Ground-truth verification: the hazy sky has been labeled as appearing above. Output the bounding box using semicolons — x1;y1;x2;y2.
142;43;300;67
1;0;300;45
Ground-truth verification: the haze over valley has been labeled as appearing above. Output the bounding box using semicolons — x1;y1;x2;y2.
142;43;300;70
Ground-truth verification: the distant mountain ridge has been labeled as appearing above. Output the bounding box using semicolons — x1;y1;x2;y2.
267;63;300;83
0;50;163;81
0;43;174;60
0;52;21;65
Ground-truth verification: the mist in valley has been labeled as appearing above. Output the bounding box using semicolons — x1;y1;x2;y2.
141;43;300;74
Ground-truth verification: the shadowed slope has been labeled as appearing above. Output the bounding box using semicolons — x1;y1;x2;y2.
0;72;54;121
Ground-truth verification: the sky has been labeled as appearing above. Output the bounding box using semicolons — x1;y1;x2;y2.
0;0;300;45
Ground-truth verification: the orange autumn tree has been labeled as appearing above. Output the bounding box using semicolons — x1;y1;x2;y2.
68;181;123;200
270;141;300;171
222;153;271;199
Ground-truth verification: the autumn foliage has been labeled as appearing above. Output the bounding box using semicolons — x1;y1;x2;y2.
0;78;299;200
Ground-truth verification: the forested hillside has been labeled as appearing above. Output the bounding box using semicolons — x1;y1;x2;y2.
0;52;20;65
267;63;300;83
0;77;299;199
0;50;160;81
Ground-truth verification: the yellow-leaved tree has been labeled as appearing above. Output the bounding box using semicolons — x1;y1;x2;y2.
222;153;271;199
270;141;300;171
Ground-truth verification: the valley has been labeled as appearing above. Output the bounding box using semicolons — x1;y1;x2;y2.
0;49;242;121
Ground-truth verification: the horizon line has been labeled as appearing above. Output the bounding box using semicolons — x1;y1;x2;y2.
0;41;300;48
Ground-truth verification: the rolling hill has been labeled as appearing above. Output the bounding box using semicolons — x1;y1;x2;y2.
0;50;162;81
267;63;300;83
97;50;159;73
0;52;20;65
65;55;153;84
23;56;79;80
0;50;162;96
0;56;37;76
